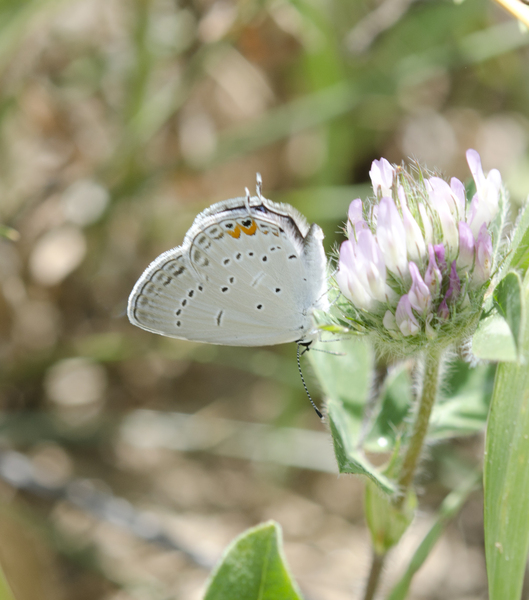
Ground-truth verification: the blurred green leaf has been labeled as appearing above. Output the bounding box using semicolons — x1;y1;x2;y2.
0;225;19;241
207;81;360;169
493;271;524;354
0;562;16;600
365;366;413;452
203;521;303;600
387;473;480;600
472;311;517;362
484;270;529;600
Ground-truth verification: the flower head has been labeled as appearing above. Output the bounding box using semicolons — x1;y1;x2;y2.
335;150;505;354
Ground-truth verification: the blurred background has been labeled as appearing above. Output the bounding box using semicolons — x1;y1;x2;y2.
0;0;528;599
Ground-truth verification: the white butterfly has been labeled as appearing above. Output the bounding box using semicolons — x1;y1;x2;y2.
128;177;328;347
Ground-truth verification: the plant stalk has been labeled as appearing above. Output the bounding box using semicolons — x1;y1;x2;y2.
395;349;441;507
362;550;386;600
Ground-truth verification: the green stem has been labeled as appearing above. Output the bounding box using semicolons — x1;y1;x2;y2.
362;551;386;600
396;349;441;506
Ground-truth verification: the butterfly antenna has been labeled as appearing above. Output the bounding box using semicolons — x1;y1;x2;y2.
256;172;263;199
297;344;324;421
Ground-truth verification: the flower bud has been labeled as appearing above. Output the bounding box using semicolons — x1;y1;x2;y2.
376;197;408;278
438;299;450;320
396;295;420;336
473;224;493;287
424;244;442;296
370;158;395;198
450;178;466;218
433;244;447;274
347;199;368;238
467;149;502;237
336;240;376;310
356;230;390;303
408;262;431;314
456;221;474;271
400;188;426;263
445;261;461;303
429;177;462;220
429;184;459;256
418;204;433;246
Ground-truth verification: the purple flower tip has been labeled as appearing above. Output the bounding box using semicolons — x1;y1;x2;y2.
438;299;450;320
445;260;461;303
433;244;447;273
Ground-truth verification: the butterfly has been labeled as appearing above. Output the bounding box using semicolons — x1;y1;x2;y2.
128;177;328;346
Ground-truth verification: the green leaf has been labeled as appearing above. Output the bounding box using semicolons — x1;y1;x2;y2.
472;311;517;362
309;338;397;494
203;522;303;600
387;474;480;600
500;200;529;276
484;270;529;600
326;399;397;494
493;271;524;353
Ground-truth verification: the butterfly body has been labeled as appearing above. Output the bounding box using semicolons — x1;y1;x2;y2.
128;194;328;346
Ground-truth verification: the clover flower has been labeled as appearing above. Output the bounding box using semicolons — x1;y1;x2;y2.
335;150;506;354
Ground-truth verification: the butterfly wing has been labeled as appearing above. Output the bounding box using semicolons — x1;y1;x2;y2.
128;197;327;346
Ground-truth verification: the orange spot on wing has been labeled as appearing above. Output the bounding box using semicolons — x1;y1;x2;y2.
241;220;257;236
227;225;241;238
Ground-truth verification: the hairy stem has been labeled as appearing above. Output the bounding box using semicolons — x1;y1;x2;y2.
362;551;386;600
396;350;441;506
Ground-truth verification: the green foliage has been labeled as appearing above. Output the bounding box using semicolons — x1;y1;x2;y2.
203;522;303;600
310;340;493;494
484;270;529;600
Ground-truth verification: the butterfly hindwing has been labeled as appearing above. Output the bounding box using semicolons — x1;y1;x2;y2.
128;196;328;346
